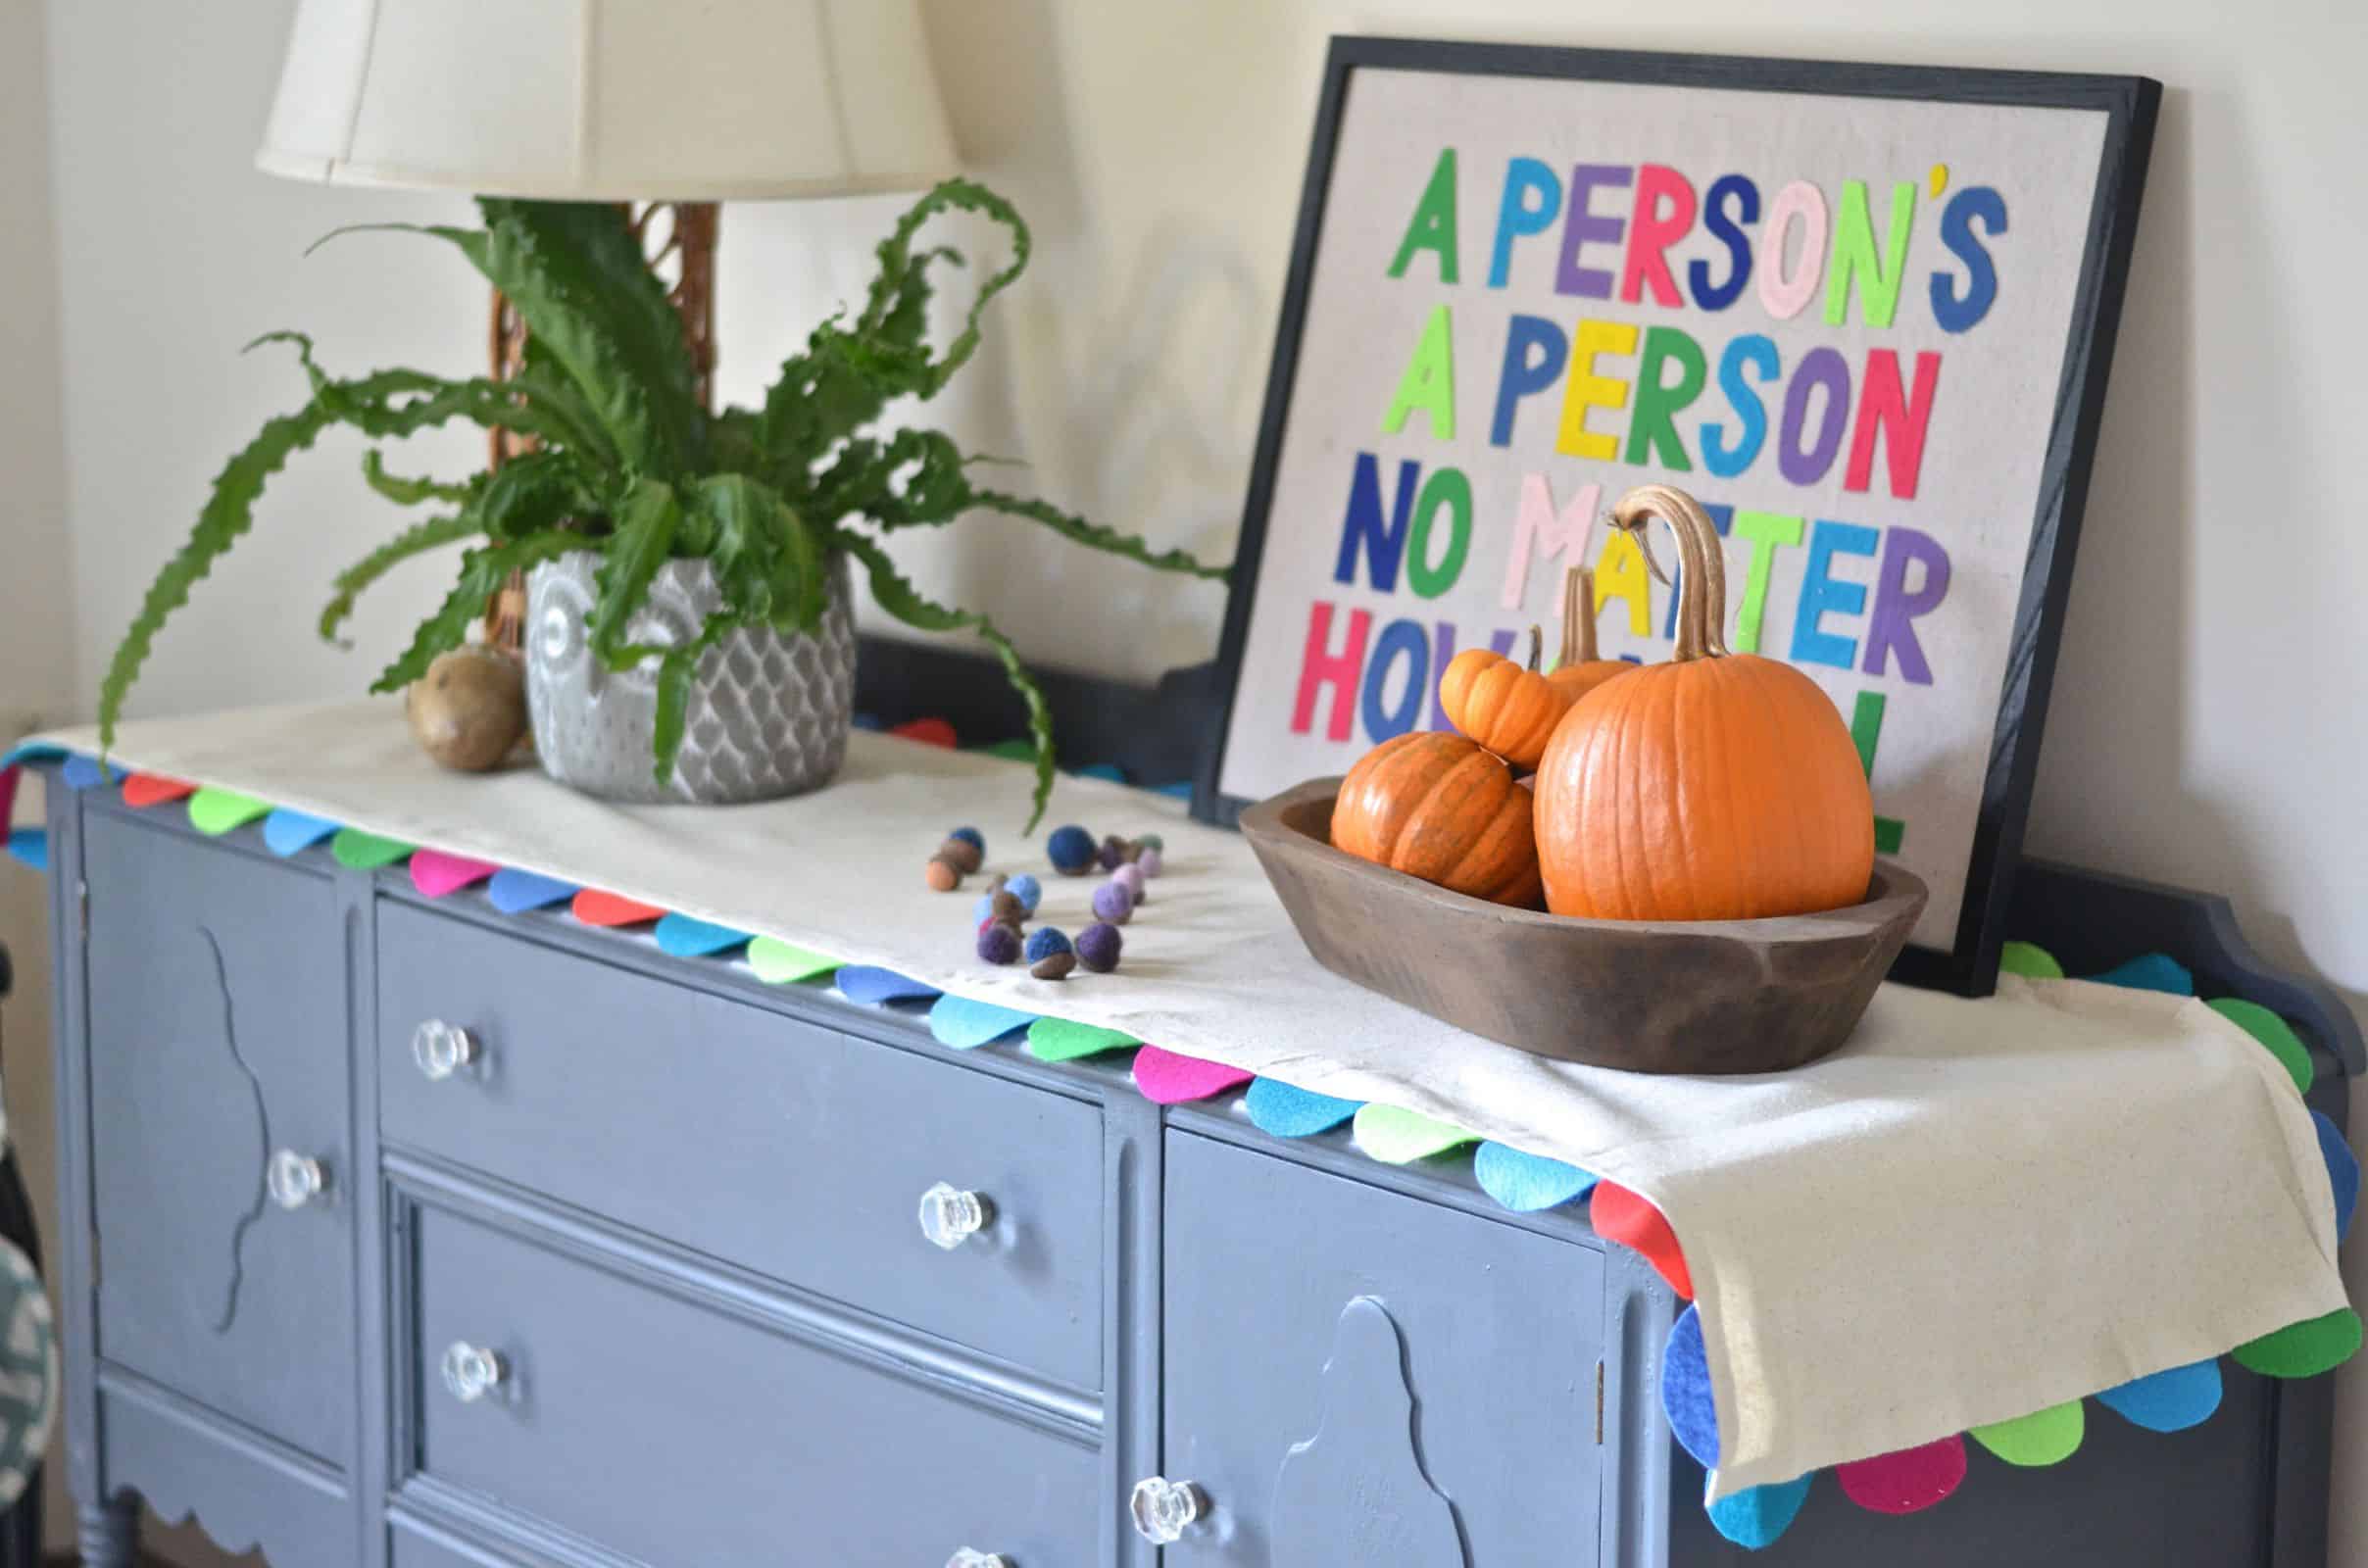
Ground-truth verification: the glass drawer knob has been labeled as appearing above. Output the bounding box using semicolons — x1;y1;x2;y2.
1129;1476;1206;1544
441;1342;507;1403
412;1019;480;1081
918;1182;993;1250
266;1151;327;1209
945;1552;1011;1568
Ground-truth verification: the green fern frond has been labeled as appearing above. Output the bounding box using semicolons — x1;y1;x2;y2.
319;513;481;646
370;531;582;694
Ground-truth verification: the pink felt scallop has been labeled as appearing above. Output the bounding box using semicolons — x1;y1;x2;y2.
410;850;500;899
1131;1046;1253;1105
890;716;958;749
122;772;198;808
0;765;17;832
1835;1435;1968;1514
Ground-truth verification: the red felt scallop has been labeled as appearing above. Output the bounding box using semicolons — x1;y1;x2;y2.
122;773;198;808
1836;1435;1967;1514
571;889;667;927
889;717;958;749
1591;1182;1693;1299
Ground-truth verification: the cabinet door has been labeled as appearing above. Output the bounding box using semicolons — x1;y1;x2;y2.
83;812;353;1464
1161;1132;1604;1566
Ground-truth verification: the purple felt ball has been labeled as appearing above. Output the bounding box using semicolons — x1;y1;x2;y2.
1138;846;1164;879
1007;873;1043;913
1112;862;1146;902
976;923;1022;965
1076;921;1123;973
1098;834;1129;871
1023;926;1072;964
1046;824;1097;874
1091;882;1134;925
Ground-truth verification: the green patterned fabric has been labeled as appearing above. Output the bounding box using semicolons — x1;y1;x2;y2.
0;1233;54;1506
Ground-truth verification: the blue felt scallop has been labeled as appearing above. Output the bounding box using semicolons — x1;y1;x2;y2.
1151;781;1193;800
1662;1303;1719;1469
5;828;47;872
1474;1143;1599;1212
1706;1475;1813;1550
653;914;753;958
2314;1110;2358;1242
485;868;579;913
2088;952;2195;996
835;966;943;1005
852;712;885;731
2096;1358;2222;1432
927;994;1040;1050
1072;763;1125;783
0;741;66;770
1244;1077;1361;1138
60;755;123;792
262;809;340;858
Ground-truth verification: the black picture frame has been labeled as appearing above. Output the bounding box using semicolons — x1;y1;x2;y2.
1191;35;2160;998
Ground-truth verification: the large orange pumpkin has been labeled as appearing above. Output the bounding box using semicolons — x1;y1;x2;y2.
1545;565;1634;704
1332;731;1544;907
1438;628;1567;771
1533;484;1874;921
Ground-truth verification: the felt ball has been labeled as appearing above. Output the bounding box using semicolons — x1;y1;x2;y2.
937;836;984;875
924;857;962;892
1137;832;1165;852
1030;952;1076;981
1092;882;1135;925
975;923;1021;965
1119;839;1145;864
990;889;1026;923
1139;846;1165;879
1098;834;1130;871
971;893;997;923
1112;862;1147;902
1077;922;1123;973
1024;927;1074;964
1047;824;1098;874
949;826;985;853
1006;873;1044;913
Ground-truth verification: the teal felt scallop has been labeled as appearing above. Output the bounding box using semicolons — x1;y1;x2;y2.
2088;952;2194;996
927;994;1039;1050
1244;1077;1361;1138
1706;1475;1812;1550
1474;1143;1598;1211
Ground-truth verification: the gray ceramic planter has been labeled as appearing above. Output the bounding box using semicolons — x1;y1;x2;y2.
525;551;856;805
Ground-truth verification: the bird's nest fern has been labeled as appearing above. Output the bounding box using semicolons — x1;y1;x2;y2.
97;180;1229;829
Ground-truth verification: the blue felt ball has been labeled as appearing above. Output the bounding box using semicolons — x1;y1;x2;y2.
949;826;984;853
1076;921;1123;973
971;893;997;924
1007;873;1043;913
1047;824;1098;874
975;923;1021;965
1091;882;1134;925
1024;927;1073;963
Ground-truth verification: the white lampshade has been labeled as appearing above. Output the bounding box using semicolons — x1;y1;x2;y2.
256;0;958;200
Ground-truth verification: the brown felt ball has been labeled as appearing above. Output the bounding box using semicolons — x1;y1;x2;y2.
991;890;1026;922
924;857;962;892
937;837;984;874
406;646;525;771
1030;952;1076;980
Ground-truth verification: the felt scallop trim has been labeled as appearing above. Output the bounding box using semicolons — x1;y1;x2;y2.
4;828;45;871
60;756;123;792
410;850;499;899
34;756;2362;1554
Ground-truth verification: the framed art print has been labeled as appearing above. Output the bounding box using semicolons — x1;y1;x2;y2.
1196;38;2159;996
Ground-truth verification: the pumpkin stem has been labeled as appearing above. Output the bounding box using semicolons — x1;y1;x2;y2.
1558;565;1600;667
1611;484;1730;662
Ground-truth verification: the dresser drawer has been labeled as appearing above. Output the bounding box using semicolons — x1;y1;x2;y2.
409;1204;1100;1568
376;903;1103;1388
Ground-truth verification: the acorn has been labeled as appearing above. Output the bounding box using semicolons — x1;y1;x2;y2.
976;923;1022;965
991;889;1026;923
1030;952;1076;981
1097;834;1130;871
937;835;984;875
1047;824;1097;874
1091;882;1134;925
924;856;962;892
1076;922;1123;973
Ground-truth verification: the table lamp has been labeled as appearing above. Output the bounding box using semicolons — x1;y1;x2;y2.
252;0;958;643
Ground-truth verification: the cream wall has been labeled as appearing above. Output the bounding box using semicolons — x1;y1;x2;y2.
10;0;2366;1562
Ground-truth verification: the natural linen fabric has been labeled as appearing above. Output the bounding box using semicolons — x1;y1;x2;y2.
37;700;2347;1498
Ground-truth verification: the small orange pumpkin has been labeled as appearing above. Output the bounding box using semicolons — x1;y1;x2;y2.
1332;731;1544;907
1439;626;1567;771
1534;484;1873;921
1545;565;1634;703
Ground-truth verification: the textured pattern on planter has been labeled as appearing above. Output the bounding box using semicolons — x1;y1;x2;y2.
526;552;854;804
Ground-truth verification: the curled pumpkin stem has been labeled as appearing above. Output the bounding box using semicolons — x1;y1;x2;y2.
1611;484;1729;662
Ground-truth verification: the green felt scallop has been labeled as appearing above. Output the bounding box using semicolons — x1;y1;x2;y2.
1998;941;2064;980
975;738;1036;762
330;828;415;869
745;937;838;985
2206;998;2312;1096
1353;1103;1479;1165
1026;1017;1140;1063
186;788;271;837
2234;1309;2363;1379
1969;1399;2084;1466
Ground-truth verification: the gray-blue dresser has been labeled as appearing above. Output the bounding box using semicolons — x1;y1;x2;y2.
30;672;2357;1567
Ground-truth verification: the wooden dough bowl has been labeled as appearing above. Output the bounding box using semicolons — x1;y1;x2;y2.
1240;777;1929;1075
